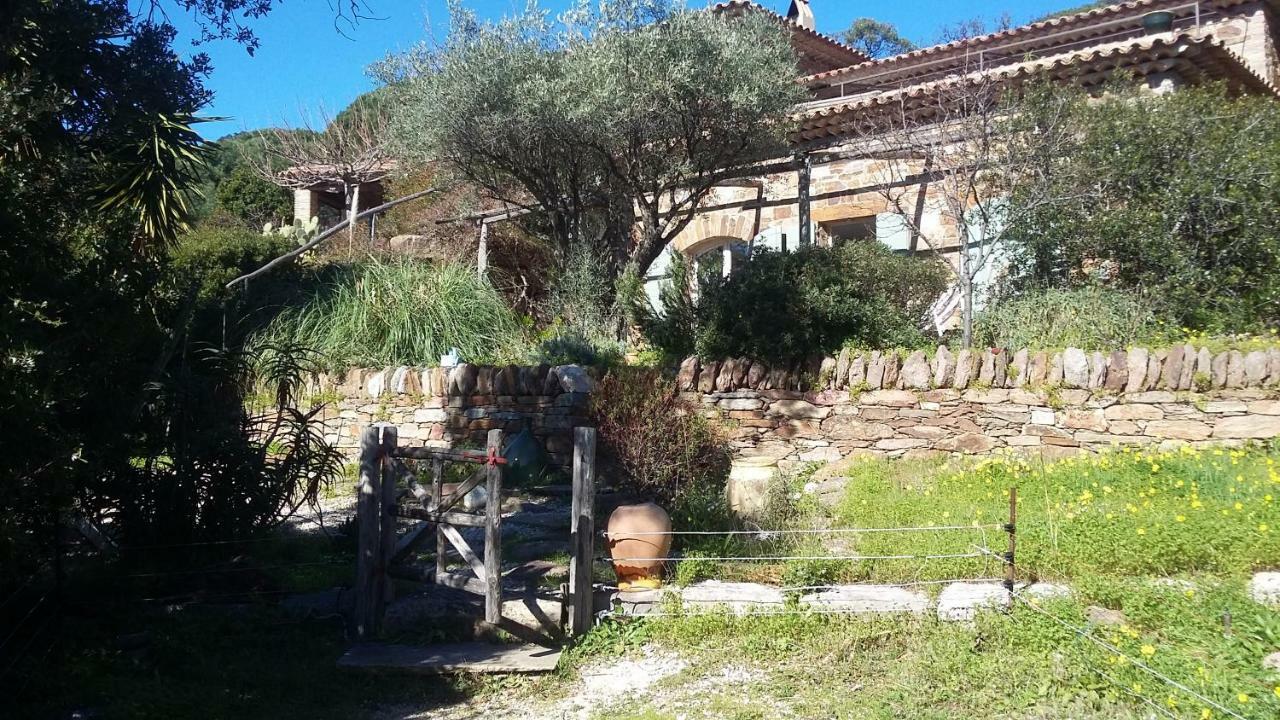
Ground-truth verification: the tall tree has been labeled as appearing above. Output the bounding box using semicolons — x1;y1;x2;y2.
842;18;915;59
376;0;805;282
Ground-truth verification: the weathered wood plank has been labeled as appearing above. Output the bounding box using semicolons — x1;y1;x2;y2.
354;426;382;640
393;446;508;465
394;506;486;527
569;426;597;637
435;570;487;595
440;524;487;582
432;457;446;581
378;425;399;606
484;429;504;625
337;642;560;674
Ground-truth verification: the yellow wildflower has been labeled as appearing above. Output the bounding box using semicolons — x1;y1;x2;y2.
1140;644;1156;657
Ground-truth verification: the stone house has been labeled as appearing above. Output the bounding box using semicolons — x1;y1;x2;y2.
640;0;1280;327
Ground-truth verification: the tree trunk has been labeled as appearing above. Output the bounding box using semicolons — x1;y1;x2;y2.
347;182;360;252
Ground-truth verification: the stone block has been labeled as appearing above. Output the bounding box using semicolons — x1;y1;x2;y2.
933;346;954;388
865;352;885;389
1226;351;1246;388
1062;348;1089;388
1088;351;1108;389
1030;409;1056;425
677;356;700;391
1203;401;1247;413
697;361;720;393
1104;404;1163;421
937;583;1010;622
1146;351;1164;391
1213;415;1280;439
1146;420;1213;441
993;349;1009;388
978;350;996;386
798;446;842;463
835;349;851;390
821;416;895;441
1177;344;1196;390
846;354;866;388
1104;351;1128;392
747;361;768;390
882;353;901;389
873;438;929;451
1160;345;1184;390
936;433;997;454
1250;572;1280;605
1062;409;1107;432
1047;352;1065;386
1247;400;1280;415
1244;351;1270;386
770;399;831;420
900;351;932;390
860;389;918;407
802;586;929;614
1211;351;1230;389
952;349;976;390
961;389;1010;404
413;408;448;423
1124;347;1149;393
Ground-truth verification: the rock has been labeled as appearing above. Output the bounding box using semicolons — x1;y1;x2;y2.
1105;404;1163;421
677;357;700;391
1225;351;1246;388
1177;345;1196;390
821;417;895;441
961;389;1010;404
1103;351;1128;392
937;582;1010;622
1244;351;1270;386
861;389;918;407
835;349;851;389
798;446;841;463
1161;345;1184;390
873;438;929;451
1249;572;1280;605
1269;348;1280;387
1062;409;1107;432
1213;415;1280;439
952;350;976;390
1263;652;1280;674
413;408;448;423
1085;605;1127;626
1010;348;1030;387
1196;347;1213;383
680;581;785;611
555;365;595;393
771;399;831;420
882;353;901;389
1248;400;1280;415
1146;351;1164;391
865;352;885;389
450;364;478;396
1088;351;1108;389
937;433;997;454
818;356;838;389
716;359;737;392
978;350;996;386
720;398;763;411
1127;391;1176;403
933;346;954;388
900;351;932;390
1211;351;1230;389
747;361;768;389
1028;351;1049;386
1047;352;1065;385
731;358;751;388
1146;420;1213;441
847;354;866;388
1023;583;1072;600
1063;348;1089;388
1030;408;1056;425
993;350;1009;388
1204;401;1248;413
697;361;720;393
802;585;929;614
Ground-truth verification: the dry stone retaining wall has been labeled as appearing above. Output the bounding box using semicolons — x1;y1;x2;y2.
317;345;1280;470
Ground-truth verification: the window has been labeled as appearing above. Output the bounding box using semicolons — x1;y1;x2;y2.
820;216;877;245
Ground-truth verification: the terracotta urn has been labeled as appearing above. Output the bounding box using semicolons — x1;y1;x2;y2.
606;502;673;591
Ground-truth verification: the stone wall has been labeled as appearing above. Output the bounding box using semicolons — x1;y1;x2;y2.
316;364;597;471
676;346;1280;468
317;345;1280;471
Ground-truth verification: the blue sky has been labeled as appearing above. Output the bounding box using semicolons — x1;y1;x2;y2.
173;0;1073;140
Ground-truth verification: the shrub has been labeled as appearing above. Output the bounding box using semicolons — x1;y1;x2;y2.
590;369;733;523
170;225;296;304
251;258;529;369
214;163;293;228
975;286;1158;350
636;242;950;363
1004;83;1280;333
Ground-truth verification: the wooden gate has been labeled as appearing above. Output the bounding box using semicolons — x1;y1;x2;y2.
353;423;598;641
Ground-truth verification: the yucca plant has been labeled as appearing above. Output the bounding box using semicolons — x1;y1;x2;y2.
253;258;530;369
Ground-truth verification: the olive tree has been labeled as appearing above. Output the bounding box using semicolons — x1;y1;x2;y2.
375;0;804;282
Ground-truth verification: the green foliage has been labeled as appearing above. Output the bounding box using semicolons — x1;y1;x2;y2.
590;369;733;517
170;225;296;303
1004;83;1280;333
214;162;292;227
252;258;529;369
842;18;915;59
378;0;805;282
975;286;1159;350
637;243;949;364
531;238;626;365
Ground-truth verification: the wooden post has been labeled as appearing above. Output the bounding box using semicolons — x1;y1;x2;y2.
378;424;399;607
432;457;446;583
1004;486;1017;592
569;427;597;637
354;426;383;640
483;429;504;624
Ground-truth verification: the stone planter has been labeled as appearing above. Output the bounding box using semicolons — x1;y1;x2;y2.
727;456;778;518
606;502;672;591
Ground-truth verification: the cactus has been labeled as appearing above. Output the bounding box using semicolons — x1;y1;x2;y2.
262;216;321;245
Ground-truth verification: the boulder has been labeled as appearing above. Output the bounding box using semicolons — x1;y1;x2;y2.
1062;348;1089;388
1010;348;1030;387
865;352;885;389
1104;351;1128;392
952;350;976;389
1088;351;1108;389
882;353;901;389
1244;351;1270;386
1249;572;1280;605
1028;351;1049;386
715;359;737;392
933;346;954;388
847;354;866;388
677;357;700;391
1225;350;1246;388
555;365;595;393
900;351;932;390
1211;351;1230;389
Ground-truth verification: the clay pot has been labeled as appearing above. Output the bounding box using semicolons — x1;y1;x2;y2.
606;502;673;591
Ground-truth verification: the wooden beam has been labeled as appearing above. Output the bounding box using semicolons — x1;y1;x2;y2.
484;429;504;625
378;425;399;606
393;446;508;465
354;426;383;640
441;523;487;582
394;506;486;527
569;427;597;637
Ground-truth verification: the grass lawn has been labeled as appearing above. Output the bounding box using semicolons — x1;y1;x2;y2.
574;443;1280;719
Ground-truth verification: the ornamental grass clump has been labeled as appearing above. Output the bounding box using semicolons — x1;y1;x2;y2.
252;258;529;369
